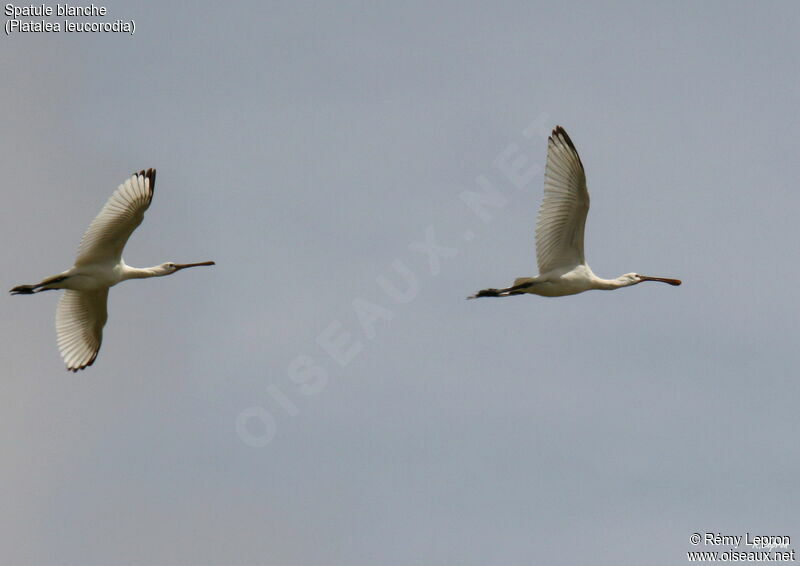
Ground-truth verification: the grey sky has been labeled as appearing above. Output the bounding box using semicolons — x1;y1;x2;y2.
2;2;799;564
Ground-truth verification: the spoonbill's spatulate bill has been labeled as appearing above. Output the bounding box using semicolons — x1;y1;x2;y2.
11;169;215;371
469;126;681;299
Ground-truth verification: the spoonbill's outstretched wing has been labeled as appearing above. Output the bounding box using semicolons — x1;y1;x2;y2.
74;169;155;267
56;289;109;372
534;127;589;274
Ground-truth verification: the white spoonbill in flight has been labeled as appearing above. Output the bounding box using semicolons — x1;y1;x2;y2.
469;126;680;299
11;169;215;371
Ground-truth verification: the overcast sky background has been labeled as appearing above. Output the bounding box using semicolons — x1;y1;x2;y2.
1;2;799;564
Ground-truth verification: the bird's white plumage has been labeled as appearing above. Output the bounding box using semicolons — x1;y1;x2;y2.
75;170;154;266
56;288;108;372
60;170;153;370
11;168;215;371
535;127;589;274
468;126;681;299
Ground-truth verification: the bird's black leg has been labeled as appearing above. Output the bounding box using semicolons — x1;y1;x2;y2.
10;284;38;295
10;275;67;295
472;288;502;298
467;281;533;299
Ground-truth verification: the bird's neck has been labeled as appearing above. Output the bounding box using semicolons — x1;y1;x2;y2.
593;276;634;290
120;264;165;280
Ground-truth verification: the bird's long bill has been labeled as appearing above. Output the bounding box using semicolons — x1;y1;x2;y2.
174;261;216;271
639;275;681;286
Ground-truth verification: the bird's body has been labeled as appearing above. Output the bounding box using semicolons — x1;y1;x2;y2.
11;169;215;371
469;126;680;299
510;265;607;298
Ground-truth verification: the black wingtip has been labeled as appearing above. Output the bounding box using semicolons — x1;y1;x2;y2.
65;349;99;372
550;125;584;171
134;168;156;194
145;168;156;190
551;126;576;151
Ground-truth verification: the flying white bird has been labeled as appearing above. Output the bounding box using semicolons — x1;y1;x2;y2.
469;126;680;299
11;169;215;371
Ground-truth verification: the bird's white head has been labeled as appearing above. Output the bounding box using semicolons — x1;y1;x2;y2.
620;272;682;287
157;261;216;276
